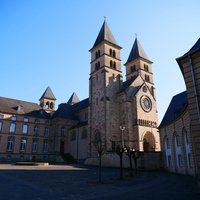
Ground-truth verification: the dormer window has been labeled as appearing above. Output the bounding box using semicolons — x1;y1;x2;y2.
35;119;39;123
18;105;23;111
40;110;44;115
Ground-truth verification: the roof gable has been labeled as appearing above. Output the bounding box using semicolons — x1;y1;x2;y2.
91;21;119;49
125;38;150;64
67;92;80;105
40;86;56;100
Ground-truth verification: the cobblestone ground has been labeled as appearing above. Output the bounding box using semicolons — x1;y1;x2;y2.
0;163;199;200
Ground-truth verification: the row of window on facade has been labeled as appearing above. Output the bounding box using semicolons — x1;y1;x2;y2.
95;49;116;59
164;129;192;169
0;115;50;124
70;128;87;141
0;121;66;137
130;64;149;73
95;60;117;71
6;138;48;153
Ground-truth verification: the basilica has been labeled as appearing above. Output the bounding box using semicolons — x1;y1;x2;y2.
1;19;200;190
0;20;161;167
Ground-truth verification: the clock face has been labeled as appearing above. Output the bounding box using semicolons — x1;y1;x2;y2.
140;96;152;112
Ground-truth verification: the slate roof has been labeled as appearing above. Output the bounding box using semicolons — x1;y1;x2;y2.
39;86;56;100
52;98;89;120
176;38;200;74
183;38;200;56
0;96;51;118
52;103;77;120
159;91;187;127
91;20;121;50
67;92;80;105
71;98;89;112
125;38;150;64
120;76;137;92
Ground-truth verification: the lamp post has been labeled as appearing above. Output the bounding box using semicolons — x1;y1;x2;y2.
119;126;125;148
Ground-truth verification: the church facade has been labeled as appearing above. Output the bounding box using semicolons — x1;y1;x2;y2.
0;21;160;165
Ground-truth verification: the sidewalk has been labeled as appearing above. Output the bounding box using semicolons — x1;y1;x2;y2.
0;163;199;200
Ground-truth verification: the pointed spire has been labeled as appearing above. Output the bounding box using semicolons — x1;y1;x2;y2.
91;20;118;49
67;92;80;105
125;38;150;64
39;86;56;100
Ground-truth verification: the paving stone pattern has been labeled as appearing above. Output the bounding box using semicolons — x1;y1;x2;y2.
0;163;199;200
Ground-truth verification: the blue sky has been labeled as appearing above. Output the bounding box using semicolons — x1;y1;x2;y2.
0;0;200;123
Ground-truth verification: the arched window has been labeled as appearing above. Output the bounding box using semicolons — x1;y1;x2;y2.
176;135;180;146
50;102;54;109
174;133;182;169
61;127;65;136
22;124;28;134
95;51;98;59
46;102;49;109
109;49;112;56
113;62;116;69
9;123;16;133
71;130;76;141
131;66;134;73
81;128;87;139
178;154;183;167
168;155;172;167
166;138;170;148
110;60;113;68
94;130;101;142
113;50;116;57
183;128;191;170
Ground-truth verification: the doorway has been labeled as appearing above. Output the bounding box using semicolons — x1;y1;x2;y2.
60;141;64;153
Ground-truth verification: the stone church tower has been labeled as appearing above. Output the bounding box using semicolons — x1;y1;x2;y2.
88;20;123;156
88;20;160;157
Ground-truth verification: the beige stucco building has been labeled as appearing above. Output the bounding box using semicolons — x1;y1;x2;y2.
159;38;200;190
0;20;161;167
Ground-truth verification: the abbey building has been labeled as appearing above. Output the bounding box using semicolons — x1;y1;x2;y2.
0;21;160;165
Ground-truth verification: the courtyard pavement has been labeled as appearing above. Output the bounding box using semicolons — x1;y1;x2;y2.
0;163;200;200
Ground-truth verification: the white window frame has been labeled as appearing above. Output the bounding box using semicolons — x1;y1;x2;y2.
43;141;48;152
7;138;14;151
44;127;49;136
33;126;39;135
20;139;26;152
32;140;38;152
9;123;16;133
22;124;28;134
